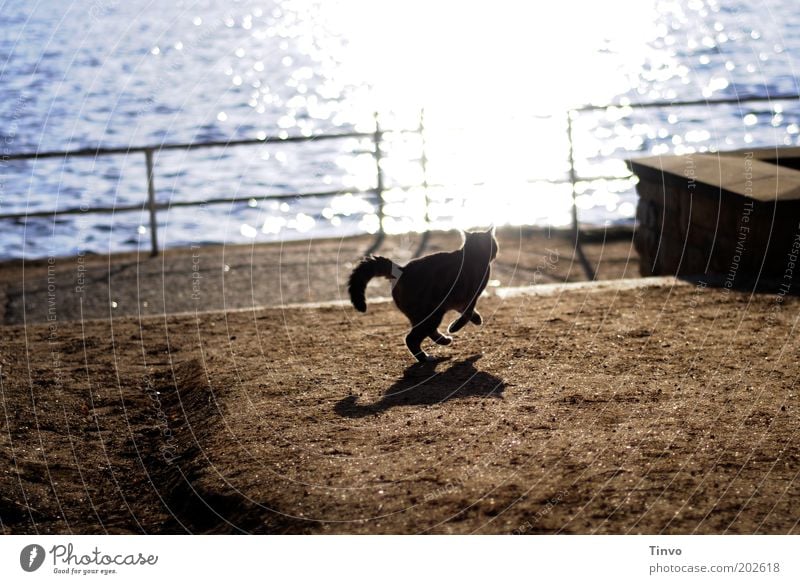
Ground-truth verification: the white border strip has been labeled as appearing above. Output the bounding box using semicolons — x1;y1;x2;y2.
494;275;687;299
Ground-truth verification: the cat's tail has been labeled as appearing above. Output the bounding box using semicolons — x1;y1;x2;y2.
348;255;399;312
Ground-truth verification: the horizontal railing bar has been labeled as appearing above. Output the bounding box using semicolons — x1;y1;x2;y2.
0;188;378;220
165;187;376;208
574;174;634;182
390;175;633;190
572;93;800;113
7;94;799;162
3;127;423;162
0;203;149;219
0;168;710;221
0;174;649;220
2;131;374;161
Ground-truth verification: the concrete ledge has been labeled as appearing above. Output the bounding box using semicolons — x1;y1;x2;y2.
627;150;800;286
629;152;800;202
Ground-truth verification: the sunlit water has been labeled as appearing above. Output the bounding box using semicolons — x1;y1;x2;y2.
2;0;800;258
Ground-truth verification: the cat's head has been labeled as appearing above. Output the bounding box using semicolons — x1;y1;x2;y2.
461;226;498;261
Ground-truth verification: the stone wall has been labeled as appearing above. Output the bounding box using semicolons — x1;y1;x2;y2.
632;157;800;288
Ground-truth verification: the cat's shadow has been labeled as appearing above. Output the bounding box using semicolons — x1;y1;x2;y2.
334;354;505;418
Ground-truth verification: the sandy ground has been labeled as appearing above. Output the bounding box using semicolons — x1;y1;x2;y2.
2;275;798;534
0;227;637;325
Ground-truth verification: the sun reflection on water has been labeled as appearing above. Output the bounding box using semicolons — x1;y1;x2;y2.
287;0;664;233
210;0;670;238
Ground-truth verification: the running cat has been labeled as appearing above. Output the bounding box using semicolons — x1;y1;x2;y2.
348;228;498;362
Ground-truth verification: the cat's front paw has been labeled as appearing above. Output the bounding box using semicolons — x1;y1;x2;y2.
470;311;483;325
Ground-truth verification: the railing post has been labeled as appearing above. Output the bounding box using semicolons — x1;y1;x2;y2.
566;110;579;238
566;109;596;280
419;108;430;222
365;112;385;255
144;149;159;257
374;113;385;230
414;107;431;258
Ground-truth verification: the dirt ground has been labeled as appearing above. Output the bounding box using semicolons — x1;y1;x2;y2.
1;277;798;534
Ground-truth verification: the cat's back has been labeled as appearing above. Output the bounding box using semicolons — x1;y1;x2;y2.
391;250;462;314
403;249;456;268
400;250;461;281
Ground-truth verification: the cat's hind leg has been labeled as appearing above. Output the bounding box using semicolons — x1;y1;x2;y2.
406;310;446;362
449;298;482;333
406;327;432;362
448;314;470;333
429;330;452;345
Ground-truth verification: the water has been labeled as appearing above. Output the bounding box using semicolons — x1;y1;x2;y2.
2;0;799;259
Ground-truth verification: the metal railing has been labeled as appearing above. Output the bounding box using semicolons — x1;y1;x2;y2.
566;92;800;198
1;118;402;257
2;94;800;265
564;92;800;278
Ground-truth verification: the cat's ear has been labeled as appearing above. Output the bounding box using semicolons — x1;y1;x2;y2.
486;225;496;236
